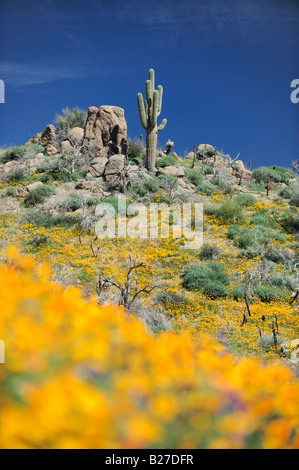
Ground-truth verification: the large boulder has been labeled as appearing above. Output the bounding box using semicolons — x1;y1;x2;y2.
68;127;84;144
83;105;127;159
26;124;56;148
87;154;126;182
231;160;252;181
156;166;185;178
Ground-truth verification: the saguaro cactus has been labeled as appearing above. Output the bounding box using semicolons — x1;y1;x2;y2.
137;69;167;172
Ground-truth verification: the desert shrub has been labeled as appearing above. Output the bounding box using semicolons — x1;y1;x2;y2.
252;166;291;184
201;165;214;175
1;146;28;163
23;185;55;207
235;194;256;207
127;139;146;163
234;233;254;249
257;334;285;351
254;286;283;303
157;174;178;190
143;178;159;193
1;144;45;164
196;145;216;158
204;205;218;216
22;209;78;228
203;281;229;299
28;143;45;154
185;168;203;188
25;234;49;252
279;187;293;199
197;182;215;195
97;197;129;217
86;197;96;207
290;190;299;207
59;196;81;212
199;243;220;260
183;262;229;292
227;224;242;239
250;214;271;227
55;107;87;139
155;290;193;315
1;187;15;197
264;247;288;264
216;199;244;224
232;285;246;300
156;155;177;168
243;247;260;259
39;174;53;183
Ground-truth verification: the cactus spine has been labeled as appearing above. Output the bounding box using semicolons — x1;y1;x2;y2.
137;69;167;172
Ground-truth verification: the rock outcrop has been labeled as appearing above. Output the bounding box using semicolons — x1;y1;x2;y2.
26;124;57;149
84;105;127;159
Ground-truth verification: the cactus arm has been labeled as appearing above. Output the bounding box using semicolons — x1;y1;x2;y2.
146;80;153;110
149;68;155;92
157;118;167;132
157;85;163;116
150;90;159;128
137;93;148;129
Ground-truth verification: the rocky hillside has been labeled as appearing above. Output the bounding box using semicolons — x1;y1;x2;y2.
0;106;299;448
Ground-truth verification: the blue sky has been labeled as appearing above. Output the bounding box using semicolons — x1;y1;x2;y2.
0;0;298;169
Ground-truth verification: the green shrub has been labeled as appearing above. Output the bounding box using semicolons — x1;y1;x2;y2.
199;243;220;260
183;262;229;291
290;191;299;207
196;145;216;158
55;107;87;140
1;187;15;197
143;178;159;193
1;146;28;163
250;214;271;227
254;286;283;303
97;197;129;217
157;174;178;190
127;138;146;161
252;166;292;184
234;233;254;249
22;210;78;228
156;290;193;314
59;196;81;212
25;234;49;252
232;286;246;300
201;165;214;175
216;199;244;224
86;197;96;207
28;144;45;154
227;224;242;239
156;155;177;168
203;281;229;299
235;194;256;207
39;174;53;183
257;334;285;351
197;183;214;195
185;169;203;189
278;187;293;199
24;185;55;207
